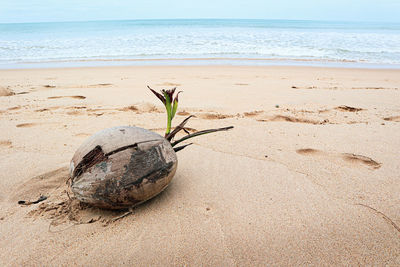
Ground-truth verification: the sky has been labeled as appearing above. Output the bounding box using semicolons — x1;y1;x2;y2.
1;0;399;24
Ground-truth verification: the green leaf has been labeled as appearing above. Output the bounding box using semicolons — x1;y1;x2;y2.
147;86;166;105
163;91;172;135
171;91;181;119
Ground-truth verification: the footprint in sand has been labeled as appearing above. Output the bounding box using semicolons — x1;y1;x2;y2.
296;148;381;169
118;105;139;112
341;153;381;169
93;83;112;86
383;116;400;122
292;85;344;90
35;108;50;112
119;103;161;113
335;106;364;112
59;84;113;89
74;133;91;137
88;112;104;117
197;113;234;120
243;110;263;118
239;110;364;125
83;83;113;88
16;123;38;128
351;87;399;90
296;148;323;155
0;140;12;148
257;115;327;125
35;106;64;112
68;106;87;110
177;111;191;116
48;96;86;100
157;82;181;86
67;110;85;116
7;106;22;111
291;85;318;89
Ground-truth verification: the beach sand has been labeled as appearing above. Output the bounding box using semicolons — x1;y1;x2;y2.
0;65;399;265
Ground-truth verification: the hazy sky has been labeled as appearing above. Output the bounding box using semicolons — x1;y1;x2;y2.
1;0;399;23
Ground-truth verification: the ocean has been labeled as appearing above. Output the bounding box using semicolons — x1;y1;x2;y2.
1;19;400;68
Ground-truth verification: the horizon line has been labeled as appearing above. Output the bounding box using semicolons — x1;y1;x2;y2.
1;18;400;25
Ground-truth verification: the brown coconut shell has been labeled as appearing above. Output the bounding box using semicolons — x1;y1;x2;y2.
69;126;177;209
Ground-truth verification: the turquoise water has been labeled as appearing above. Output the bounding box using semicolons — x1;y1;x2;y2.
1;19;400;68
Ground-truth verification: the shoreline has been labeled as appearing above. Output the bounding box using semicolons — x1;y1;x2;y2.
2;58;400;70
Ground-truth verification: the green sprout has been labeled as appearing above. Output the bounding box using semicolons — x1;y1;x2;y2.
148;86;234;152
147;86;181;136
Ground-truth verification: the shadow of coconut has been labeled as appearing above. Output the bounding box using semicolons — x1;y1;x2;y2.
12;166;180;228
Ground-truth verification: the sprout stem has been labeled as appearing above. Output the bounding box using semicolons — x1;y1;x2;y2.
166;110;172;136
171;126;234;148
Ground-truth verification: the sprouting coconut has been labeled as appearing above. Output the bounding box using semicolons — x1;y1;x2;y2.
69;86;233;210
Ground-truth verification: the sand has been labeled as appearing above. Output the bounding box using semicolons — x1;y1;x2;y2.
0;65;399;266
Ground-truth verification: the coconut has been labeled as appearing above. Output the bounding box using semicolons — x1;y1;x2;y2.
0;86;14;97
69;126;177;209
69;86;233;211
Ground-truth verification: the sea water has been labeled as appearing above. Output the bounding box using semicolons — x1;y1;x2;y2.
0;19;400;68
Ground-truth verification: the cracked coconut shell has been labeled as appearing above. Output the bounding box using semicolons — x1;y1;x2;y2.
69;126;177;209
